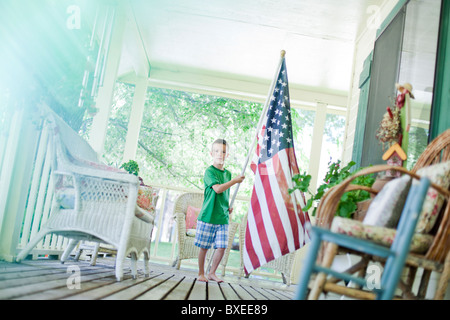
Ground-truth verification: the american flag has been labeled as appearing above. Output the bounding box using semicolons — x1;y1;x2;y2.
243;58;311;275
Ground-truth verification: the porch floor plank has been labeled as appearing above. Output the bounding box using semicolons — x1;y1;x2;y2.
15;270;118;300
207;281;224;300
188;278;208;300
102;273;168;300
271;288;295;300
0;268;107;299
63;273;148;300
219;282;241;300
261;287;291;300
0;258;296;300
136;273;184;300
228;284;256;300
0;266;67;281
242;285;270;300
162;276;196;300
256;287;282;300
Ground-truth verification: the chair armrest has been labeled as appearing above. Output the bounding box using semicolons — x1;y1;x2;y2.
135;206;155;224
175;213;187;232
60;159;139;185
228;221;239;238
53;132;138;185
315;164;450;229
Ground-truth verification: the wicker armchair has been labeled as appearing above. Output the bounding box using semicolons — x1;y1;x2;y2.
172;192;239;276
16;107;155;281
310;129;450;300
64;188;159;267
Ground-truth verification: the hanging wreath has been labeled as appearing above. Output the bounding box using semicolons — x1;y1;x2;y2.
376;103;402;151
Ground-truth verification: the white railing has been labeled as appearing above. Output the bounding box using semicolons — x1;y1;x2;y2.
16;118;70;258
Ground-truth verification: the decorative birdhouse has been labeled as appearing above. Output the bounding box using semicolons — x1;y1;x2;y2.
382;143;407;177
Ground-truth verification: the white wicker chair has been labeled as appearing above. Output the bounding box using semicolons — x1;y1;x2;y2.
16;107;155;281
64;189;159;267
172;192;239;276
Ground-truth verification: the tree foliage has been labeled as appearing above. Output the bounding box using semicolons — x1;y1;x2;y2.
92;83;345;203
80;83;347;223
98;84;264;195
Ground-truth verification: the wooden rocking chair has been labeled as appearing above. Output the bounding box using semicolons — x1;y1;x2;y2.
296;177;431;300
310;129;450;300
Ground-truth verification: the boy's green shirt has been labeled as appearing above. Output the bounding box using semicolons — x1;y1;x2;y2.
197;165;232;225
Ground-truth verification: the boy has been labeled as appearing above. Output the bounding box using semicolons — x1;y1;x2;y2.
195;139;245;283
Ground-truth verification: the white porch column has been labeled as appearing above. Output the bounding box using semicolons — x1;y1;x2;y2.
89;6;126;156
308;102;327;193
122;76;148;163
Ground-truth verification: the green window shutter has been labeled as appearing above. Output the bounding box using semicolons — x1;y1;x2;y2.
352;53;372;170
431;0;450;140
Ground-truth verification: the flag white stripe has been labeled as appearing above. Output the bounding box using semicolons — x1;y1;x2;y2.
266;152;296;253
278;150;306;245
254;169;282;258
244;206;267;268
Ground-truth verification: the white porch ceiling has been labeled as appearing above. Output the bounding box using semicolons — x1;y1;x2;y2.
118;0;385;107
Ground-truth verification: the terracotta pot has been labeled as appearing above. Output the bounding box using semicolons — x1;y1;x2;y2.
353;199;372;221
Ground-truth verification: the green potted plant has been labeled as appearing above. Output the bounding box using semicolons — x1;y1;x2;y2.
120;160;157;212
290;160;375;219
120;160;140;176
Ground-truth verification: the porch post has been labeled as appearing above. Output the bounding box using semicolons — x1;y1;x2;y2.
122;76;148;163
0;108;40;261
89;5;126;156
308;102;327;193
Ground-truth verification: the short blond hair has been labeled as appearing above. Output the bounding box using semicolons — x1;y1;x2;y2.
211;139;228;151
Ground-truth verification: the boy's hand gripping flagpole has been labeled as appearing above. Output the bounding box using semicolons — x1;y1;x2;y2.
229;50;286;210
206;50;286;275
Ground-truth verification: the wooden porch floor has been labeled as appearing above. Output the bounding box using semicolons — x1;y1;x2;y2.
0;257;296;300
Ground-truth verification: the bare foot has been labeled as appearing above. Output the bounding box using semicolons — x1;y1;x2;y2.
207;274;224;283
197;274;208;282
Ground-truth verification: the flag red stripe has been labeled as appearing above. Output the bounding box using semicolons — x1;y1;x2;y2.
258;160;290;255
249;184;274;263
285;147;311;244
287;145;300;175
273;150;301;250
244;220;261;272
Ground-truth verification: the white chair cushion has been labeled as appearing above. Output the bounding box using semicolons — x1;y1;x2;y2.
363;175;411;228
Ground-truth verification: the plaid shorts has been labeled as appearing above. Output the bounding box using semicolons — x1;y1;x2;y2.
194;221;229;249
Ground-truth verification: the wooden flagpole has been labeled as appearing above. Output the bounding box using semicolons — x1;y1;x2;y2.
228;50;286;210
206;50;286;275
